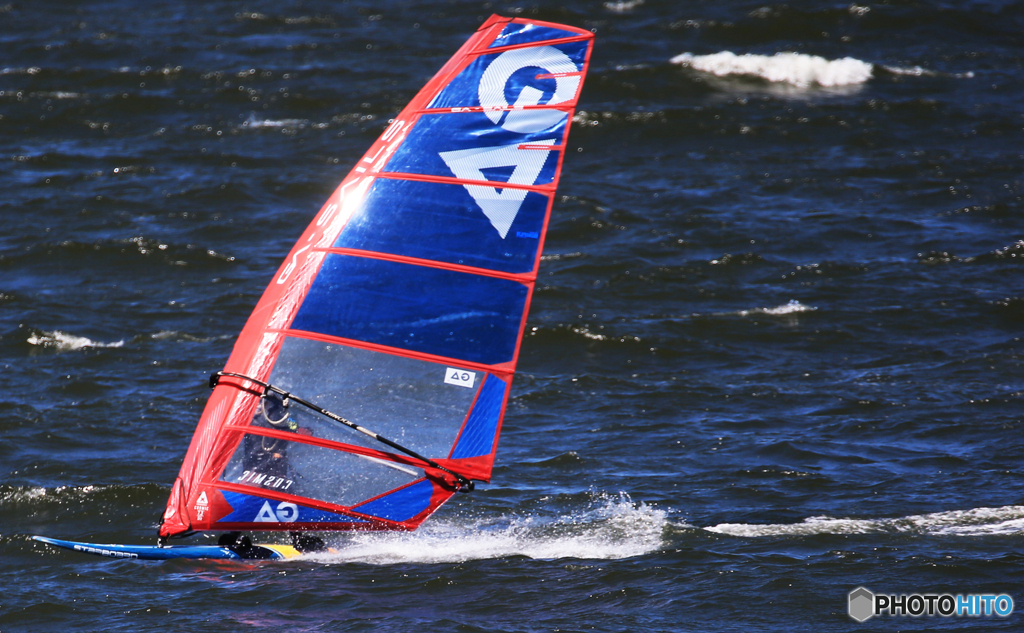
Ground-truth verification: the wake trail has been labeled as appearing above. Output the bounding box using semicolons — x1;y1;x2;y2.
310;494;668;564
706;505;1024;537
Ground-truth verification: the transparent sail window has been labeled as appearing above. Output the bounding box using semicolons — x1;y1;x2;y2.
219;433;425;508
256;336;483;458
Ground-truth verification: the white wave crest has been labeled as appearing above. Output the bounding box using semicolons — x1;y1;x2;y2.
671;51;873;87
604;0;644;12
1;66;42;75
0;486;48;504
0;485;99;504
739;300;817;317
241;114;311;129
149;330;229;343
27;330;124;351
309;494;667;564
33;91;82;99
571;326;608;340
708;515;877;536
242;118;308;129
881;64;974;79
707;505;1024;537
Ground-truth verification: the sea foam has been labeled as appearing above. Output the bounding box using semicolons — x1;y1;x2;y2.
739;300;816;317
604;0;644;12
706;505;1024;537
671;51;874;87
27;330;124;351
310;493;668;564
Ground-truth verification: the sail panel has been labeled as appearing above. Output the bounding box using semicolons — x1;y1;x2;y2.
488;22;585;49
381;111;566;187
450;375;507;459
267;336;481;457
333;178;550;274
428;40;589;111
219;435;424;508
352;479;436;523
217;490;371;525
291;254;529;365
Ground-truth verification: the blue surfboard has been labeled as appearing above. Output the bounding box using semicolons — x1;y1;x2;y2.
32;536;301;560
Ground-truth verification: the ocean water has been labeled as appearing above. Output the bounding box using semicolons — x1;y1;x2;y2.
2;0;1024;631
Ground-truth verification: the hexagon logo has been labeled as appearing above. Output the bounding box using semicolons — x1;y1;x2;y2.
849;587;875;622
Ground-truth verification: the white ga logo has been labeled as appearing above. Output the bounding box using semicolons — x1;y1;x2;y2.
255;500;299;523
440;46;579;239
478;45;580;133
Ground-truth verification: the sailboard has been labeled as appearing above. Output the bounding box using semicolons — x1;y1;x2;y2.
35;15;594;560
32;536;302;560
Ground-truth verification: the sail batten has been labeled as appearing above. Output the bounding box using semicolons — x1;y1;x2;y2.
375;170;560;192
315;247;539;283
271;329;518;376
159;15;593;538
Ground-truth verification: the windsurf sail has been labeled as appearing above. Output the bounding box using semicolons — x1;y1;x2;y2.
158;15;594;539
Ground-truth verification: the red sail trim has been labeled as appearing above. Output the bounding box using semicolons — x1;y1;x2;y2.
208;476;457;531
216;421;500;484
376;170;559;193
536;71;585;79
317;247;538;283
478;13;514;29
474;34;594;55
523;33;594;284
218;425;453;477
418;103;578;115
277;328;518;377
436;455;496;482
211;520;412;532
488;387;511;460
495;16;592;34
519;144;563;151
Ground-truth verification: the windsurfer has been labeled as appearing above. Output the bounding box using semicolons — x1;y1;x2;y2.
220;390;327;553
217;529;326;554
245;390;298;481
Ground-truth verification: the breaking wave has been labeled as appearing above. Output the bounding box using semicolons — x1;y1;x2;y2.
739;300;816;316
604;0;644;12
880;64;974;79
27;330;124;351
240;114;310;129
0;484;110;507
672;51;973;87
672;51;873;87
684;300;817;320
706;505;1024;537
311;493;668;564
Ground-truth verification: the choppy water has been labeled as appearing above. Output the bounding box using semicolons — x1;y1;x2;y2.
3;1;1024;631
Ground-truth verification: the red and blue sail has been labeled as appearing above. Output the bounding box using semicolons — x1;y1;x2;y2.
159;15;594;538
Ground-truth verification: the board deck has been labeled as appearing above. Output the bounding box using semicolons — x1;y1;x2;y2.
32;536;302;560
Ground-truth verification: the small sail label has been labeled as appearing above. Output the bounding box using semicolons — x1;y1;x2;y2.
194;491;209;521
444;367;477;388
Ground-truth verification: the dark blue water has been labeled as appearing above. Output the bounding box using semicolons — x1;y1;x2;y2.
3;1;1024;631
